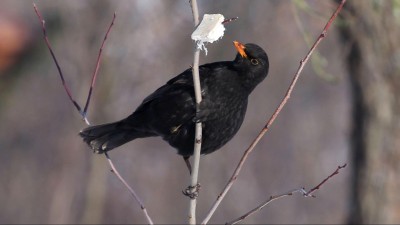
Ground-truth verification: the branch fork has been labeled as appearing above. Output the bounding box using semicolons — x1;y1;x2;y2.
33;3;153;224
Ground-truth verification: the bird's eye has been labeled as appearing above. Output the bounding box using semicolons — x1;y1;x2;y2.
251;59;259;65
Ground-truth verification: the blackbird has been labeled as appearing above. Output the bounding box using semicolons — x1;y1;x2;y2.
80;41;269;172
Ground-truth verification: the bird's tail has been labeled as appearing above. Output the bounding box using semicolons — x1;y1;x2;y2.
79;121;139;153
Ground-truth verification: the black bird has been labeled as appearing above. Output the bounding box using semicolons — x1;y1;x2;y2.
80;41;269;172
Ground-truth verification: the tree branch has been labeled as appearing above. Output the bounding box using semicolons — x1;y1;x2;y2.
188;0;202;224
105;153;154;225
82;12;116;123
34;3;153;224
201;1;347;224
226;164;347;224
33;3;87;123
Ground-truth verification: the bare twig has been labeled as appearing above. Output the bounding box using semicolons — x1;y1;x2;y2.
201;1;347;224
82;12;116;122
226;188;306;225
34;4;116;125
33;3;88;124
222;17;238;24
304;163;347;197
226;164;347;224
105;153;154;225
34;4;152;223
188;0;202;224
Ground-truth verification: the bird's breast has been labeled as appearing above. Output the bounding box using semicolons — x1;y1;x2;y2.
200;96;248;154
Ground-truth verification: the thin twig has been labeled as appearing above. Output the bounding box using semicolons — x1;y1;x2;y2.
225;164;347;224
105;153;154;225
304;163;347;197
222;17;238;24
188;0;202;224
201;1;347;224
82;12;116;123
226;189;305;225
33;3;88;124
34;4;152;223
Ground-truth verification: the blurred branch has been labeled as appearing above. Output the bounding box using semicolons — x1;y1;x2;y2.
292;1;337;83
105;153;154;225
188;0;202;224
201;1;346;224
226;164;347;225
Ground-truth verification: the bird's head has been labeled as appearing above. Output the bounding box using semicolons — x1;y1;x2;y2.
233;41;269;92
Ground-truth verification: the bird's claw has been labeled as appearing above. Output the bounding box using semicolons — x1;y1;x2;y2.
182;183;201;199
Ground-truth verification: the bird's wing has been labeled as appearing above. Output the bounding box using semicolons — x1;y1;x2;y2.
140;68;194;106
134;62;227;119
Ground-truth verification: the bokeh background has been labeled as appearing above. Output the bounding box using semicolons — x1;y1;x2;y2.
0;0;398;224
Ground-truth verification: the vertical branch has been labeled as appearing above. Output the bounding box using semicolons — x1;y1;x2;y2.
201;0;346;224
188;0;202;224
190;0;200;25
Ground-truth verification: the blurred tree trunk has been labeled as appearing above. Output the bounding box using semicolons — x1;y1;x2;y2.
338;0;400;223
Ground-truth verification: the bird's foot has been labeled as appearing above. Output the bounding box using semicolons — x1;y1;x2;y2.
182;183;201;199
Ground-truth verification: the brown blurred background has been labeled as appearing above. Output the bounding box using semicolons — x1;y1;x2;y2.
0;0;399;224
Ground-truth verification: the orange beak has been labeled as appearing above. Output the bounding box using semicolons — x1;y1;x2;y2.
233;41;247;58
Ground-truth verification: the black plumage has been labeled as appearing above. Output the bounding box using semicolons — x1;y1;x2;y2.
80;41;269;164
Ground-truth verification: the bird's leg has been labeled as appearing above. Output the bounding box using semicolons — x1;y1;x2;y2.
182;156;202;199
183;156;192;175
